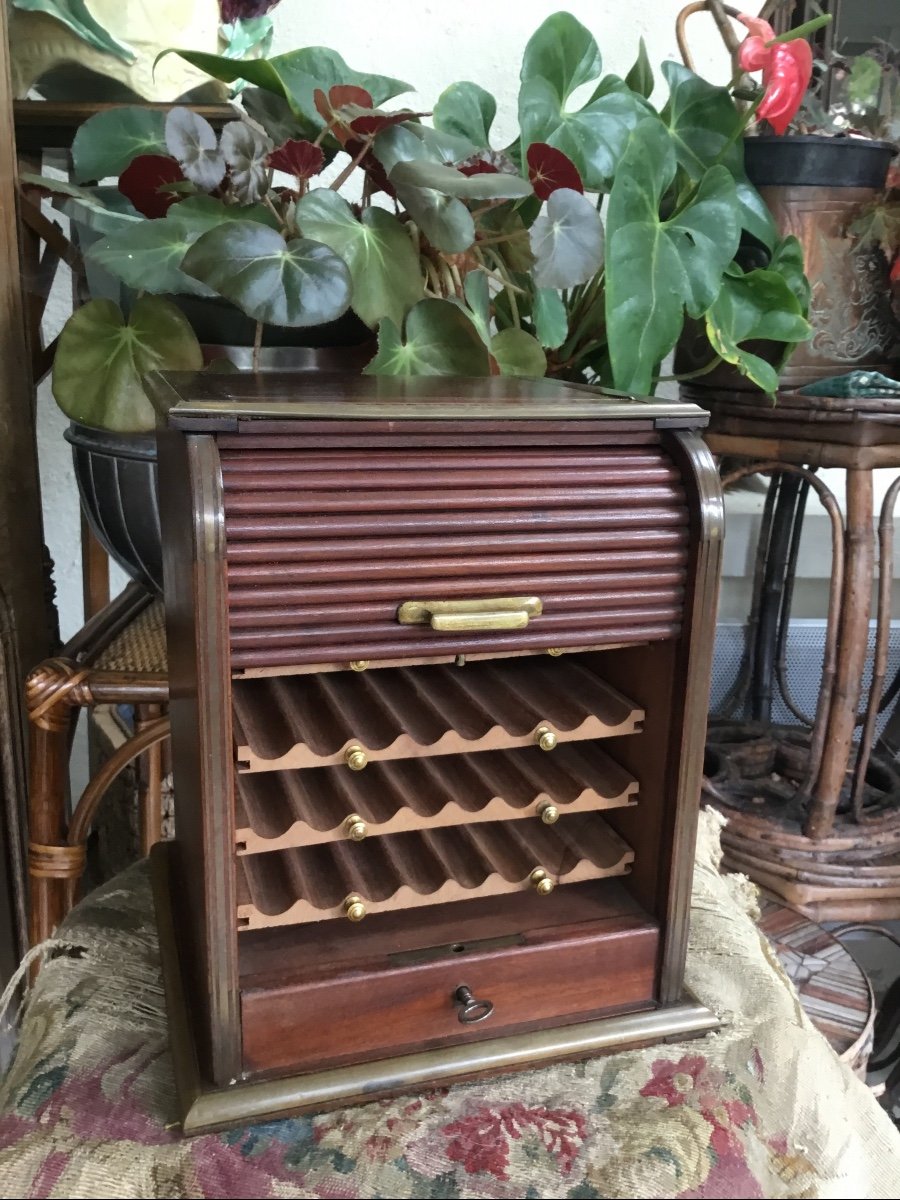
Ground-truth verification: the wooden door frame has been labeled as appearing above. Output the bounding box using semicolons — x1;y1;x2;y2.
0;2;54;976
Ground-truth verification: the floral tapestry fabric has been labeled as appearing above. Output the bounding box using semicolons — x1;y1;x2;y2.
1;809;899;1199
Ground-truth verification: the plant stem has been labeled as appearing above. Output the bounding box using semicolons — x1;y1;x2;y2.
252;320;263;373
330;136;375;191
654;354;724;383
766;14;831;45
475;229;530;248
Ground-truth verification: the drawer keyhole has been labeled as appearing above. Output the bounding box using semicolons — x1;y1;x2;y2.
454;985;494;1024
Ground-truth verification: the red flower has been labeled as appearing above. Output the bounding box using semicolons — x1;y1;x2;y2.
117;154;185;219
737;14;813;135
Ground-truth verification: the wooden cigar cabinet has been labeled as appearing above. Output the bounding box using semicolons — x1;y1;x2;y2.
149;373;723;1135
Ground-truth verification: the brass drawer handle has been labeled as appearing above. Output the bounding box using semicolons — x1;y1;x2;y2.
454;985;494;1024
398;596;542;634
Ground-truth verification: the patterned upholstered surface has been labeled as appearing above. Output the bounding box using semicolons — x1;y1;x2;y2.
1;810;899;1199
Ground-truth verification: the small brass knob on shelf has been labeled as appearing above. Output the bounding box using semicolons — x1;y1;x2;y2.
537;802;560;825
343;893;367;922
535;725;558;752
530;867;555;896
344;813;368;842
350;660;369;672
547;647;564;657
344;745;368;771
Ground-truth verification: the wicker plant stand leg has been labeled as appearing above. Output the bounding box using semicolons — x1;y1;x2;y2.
25;586;169;944
690;386;900;921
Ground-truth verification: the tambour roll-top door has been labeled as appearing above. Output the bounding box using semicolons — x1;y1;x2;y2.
220;443;689;670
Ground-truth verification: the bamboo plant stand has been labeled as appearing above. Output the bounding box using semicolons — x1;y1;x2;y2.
686;385;900;921
26;584;169;945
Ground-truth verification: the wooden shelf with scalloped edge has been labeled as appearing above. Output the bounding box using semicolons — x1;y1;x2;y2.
235;814;633;931
234;742;638;855
232;654;643;773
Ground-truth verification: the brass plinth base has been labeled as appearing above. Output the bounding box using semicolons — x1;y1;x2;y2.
151;844;719;1137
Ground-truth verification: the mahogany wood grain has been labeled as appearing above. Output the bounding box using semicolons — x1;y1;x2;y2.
227;568;688;609
229;624;682;671
234;742;638;852
232;657;644;770
236;815;634;929
239;880;658;1075
157;431;241;1086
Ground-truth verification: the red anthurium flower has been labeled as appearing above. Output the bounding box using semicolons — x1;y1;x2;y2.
526;143;584;200
118;154;185;218
737;13;813;136
267;138;325;181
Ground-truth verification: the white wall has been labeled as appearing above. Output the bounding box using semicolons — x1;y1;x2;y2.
37;0;758;641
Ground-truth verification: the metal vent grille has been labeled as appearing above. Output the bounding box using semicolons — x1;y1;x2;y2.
710;618;900;740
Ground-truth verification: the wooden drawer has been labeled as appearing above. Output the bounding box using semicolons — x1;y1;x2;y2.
240;880;659;1076
221;446;689;671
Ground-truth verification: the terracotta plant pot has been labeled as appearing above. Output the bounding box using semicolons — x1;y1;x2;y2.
676;135;899;395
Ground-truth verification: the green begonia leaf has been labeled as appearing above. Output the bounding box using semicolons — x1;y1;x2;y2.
364;299;491;375
52;296;202;433
296;190;423;328
181;222;351;327
71;106;166;183
491;327;547;376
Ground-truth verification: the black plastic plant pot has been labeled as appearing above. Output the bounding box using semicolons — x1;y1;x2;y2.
743;134;896;189
65;421;163;593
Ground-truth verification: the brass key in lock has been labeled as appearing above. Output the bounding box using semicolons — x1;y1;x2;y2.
454;985;494;1024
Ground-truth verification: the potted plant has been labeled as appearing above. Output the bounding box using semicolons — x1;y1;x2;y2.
27;10;813;590
676;2;899;391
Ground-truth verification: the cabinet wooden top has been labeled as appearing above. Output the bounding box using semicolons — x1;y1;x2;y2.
149;372;709;432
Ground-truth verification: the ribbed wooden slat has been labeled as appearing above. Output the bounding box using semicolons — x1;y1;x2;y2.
235;742;638;853
220;444;689;668
233;656;643;771
227;548;689;586
235;814;634;929
224;504;685;541
229;623;680;669
228;587;685;629
229;605;682;650
223;486;682;515
226;569;687;610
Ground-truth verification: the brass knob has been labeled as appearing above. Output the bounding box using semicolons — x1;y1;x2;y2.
530;867;555;896
343;893;367;922
344;813;368;841
537;802;560;825
547;647;563;657
350;660;369;672
535;725;557;752
344;745;368;771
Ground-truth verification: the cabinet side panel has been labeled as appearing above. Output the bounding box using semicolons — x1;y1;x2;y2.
159;428;240;1084
600;432;723;1003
